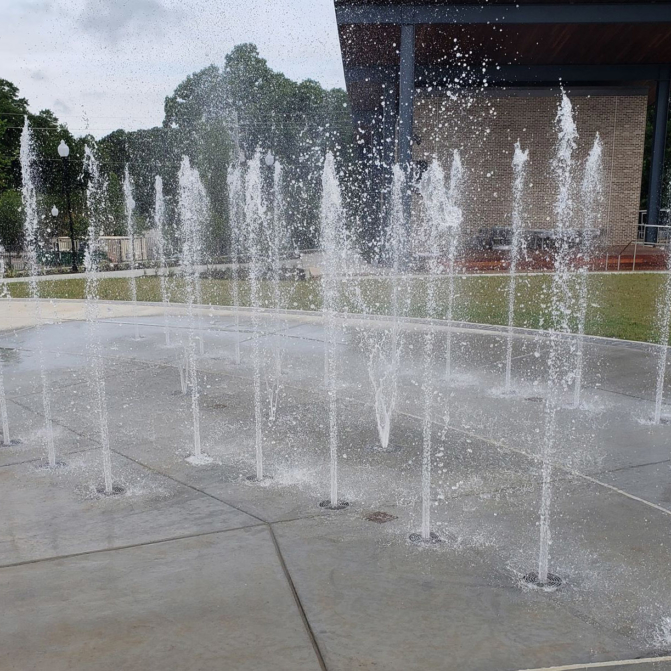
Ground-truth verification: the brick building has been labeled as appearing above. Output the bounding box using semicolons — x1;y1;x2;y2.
334;1;671;249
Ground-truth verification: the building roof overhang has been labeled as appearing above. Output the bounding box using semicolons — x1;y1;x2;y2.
335;1;671;115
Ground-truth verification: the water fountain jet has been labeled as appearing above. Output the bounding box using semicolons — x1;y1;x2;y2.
245;150;270;481
530;92;578;587
365;165;407;451
320;151;350;509
84;145;117;495
0;359;11;447
154;176;173;348
653;179;671;425
654;249;671;425
504;141;529;393
20;117;57;468
178;156;212;466
122;167;141;341
265;160;286;425
572;134;604;409
0;246;15;447
443;150;463;382
411;153;463;542
227;162;245;365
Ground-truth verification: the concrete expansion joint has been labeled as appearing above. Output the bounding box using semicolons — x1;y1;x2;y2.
426;409;671;520
108;449;328;669
516;653;671;670
109;449;268;524
7;396;100;444
0;446;96;471
266;523;329;671
0;524;265;572
593;458;671;476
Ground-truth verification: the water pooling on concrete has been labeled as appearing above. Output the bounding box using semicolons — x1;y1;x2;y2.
1;302;671;670
4;92;671;669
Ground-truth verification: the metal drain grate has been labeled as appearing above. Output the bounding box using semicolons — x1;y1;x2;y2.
203;396;230;409
523;571;562;588
205;401;228;409
319;500;349;510
96;485;126;496
364;511;398;524
409;532;442;544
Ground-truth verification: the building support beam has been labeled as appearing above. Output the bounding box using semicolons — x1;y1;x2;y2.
417;63;666;85
336;3;671;25
344;64;666;94
646;66;671;244
365;111;384;255
398;23;415;240
374;79;398;255
344;66;396;84
381;80;398;169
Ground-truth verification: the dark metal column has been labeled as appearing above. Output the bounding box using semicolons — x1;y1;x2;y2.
61;155;78;272
398;23;415;245
646;66;671;244
398;24;415;171
381;80;398;169
379;78;398;241
367;109;385;256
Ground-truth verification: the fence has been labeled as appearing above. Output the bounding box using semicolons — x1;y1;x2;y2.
638;210;671;244
1;235;150;274
55;236;148;264
604;221;671;271
97;237;148;264
0;246;26;272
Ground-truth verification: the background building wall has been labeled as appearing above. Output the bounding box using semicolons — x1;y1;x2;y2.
412;88;648;247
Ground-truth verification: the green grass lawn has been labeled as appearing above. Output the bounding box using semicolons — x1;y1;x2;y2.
5;272;667;344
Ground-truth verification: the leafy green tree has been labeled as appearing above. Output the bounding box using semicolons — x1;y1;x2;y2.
164;65;225;133
106;172;127;236
0;78;29;192
0;189;22;247
96;43;356;255
0;79;88;246
1;45;358;259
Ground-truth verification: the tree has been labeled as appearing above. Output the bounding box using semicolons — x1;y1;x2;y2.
164;65;225;133
0;79;87;246
0;78;29;192
1;47;358;258
95;43;356;256
0;189;22;247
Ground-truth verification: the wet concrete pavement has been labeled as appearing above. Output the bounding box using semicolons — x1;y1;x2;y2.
1;299;670;671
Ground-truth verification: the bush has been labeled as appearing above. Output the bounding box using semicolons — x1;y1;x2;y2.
0;190;23;247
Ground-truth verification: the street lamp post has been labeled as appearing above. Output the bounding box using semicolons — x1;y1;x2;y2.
57;140;78;272
51;205;59;263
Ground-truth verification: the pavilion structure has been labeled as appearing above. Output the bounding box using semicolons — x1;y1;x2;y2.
335;1;671;248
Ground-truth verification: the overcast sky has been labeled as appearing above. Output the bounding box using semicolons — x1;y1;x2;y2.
2;0;346;137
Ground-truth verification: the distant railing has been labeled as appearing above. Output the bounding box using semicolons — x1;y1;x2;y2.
638;210;671;243
605;222;671;272
54;236;148;264
471;226;603;252
0;246;26;272
1;235;151;276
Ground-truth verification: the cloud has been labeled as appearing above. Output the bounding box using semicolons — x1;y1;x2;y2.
79;0;179;43
8;1;54;14
2;0;343;137
53;99;72;114
81;90;110;100
30;70;47;81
